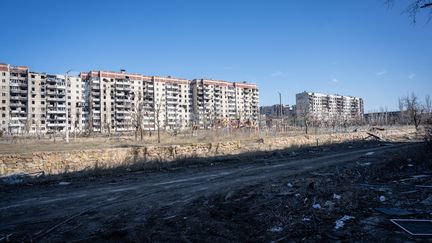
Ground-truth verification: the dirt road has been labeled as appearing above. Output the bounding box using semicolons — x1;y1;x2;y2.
0;141;424;242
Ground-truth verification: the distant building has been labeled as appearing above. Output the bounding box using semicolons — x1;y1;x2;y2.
191;79;259;129
260;104;294;118
296;91;364;122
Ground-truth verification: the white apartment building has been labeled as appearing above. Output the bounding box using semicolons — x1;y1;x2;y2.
1;63;260;134
0;64;85;134
153;76;191;131
80;70;145;133
191;79;259;129
296;91;364;122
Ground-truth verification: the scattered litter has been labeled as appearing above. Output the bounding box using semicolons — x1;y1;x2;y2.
358;162;371;166
333;193;341;200
269;226;283;233
58;182;71;186
390;219;432;236
312;203;321;209
287;183;293;188
365;152;375;156
379;196;386;202
375;207;417;216
302;217;311;222
295;193;301;197
335;215;355;230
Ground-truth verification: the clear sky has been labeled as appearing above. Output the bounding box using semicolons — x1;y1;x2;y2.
0;0;431;112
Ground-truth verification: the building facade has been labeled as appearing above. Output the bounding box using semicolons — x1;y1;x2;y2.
296;91;364;122
191;79;259;129
0;63;259;134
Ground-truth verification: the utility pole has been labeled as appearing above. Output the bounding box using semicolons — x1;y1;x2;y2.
65;70;72;143
278;92;282;118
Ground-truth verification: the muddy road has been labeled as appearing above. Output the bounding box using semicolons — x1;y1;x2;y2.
0;141;425;242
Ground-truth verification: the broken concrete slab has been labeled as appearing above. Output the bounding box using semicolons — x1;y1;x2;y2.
391;219;432;236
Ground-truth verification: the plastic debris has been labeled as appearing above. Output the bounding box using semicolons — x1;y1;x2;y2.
335;215;355;230
269;226;283;233
379;195;386;202
312;203;321;209
333;193;341;200
365;152;375;156
287;183;293;188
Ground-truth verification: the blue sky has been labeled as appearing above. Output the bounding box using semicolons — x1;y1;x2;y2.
0;0;431;111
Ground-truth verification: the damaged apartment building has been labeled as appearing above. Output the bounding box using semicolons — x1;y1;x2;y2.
296;91;364;122
0;63;259;134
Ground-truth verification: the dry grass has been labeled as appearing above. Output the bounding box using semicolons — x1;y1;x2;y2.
0;125;415;154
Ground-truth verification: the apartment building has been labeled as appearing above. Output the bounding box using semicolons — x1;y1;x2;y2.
296;91;364;121
153;76;191;131
0;64;28;133
80;70;145;133
191;79;259;128
1;63;260;134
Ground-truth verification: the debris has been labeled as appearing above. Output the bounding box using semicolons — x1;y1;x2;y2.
324;201;335;209
421;196;432;206
416;185;432;188
400;190;418;194
335;215;355;230
365;132;381;140
58;182;71;186
358;162;371;166
1;173;29;184
287;183;293;188
407;164;414;167
390;219;432;236
365;152;375;156
375;207;417;216
302;217;311;222
333;193;341;200
269;226;283;233
379;196;386;202
312;203;321;209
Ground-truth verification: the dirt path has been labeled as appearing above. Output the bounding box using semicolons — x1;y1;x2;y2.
0;141;423;242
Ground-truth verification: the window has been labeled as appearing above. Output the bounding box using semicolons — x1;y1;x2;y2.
1;114;4;117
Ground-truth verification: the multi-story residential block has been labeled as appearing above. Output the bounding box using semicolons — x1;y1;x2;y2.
28;71;47;134
296;91;364;122
1;63;260;134
153;76;191;131
80;70;145;133
0;64;30;133
191;79;259;128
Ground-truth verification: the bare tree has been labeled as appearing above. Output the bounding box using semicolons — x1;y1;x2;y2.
400;93;425;130
154;99;163;144
386;0;432;24
131;92;144;141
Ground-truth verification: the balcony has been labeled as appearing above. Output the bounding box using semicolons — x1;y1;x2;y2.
10;96;27;101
